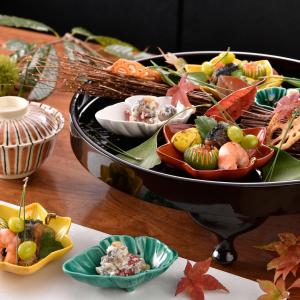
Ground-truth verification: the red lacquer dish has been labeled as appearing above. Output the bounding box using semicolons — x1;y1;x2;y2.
157;124;274;181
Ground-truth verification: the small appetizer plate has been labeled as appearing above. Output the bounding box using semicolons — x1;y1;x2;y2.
95;95;194;138
157;124;274;181
255;87;300;110
63;235;178;292
0;202;73;275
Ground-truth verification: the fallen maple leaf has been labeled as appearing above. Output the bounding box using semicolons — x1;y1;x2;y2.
257;279;290;300
257;233;300;256
288;278;300;290
175;258;229;300
258;233;300;282
166;75;197;107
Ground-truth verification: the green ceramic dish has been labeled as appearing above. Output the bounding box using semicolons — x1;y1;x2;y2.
62;235;178;292
255;87;300;110
255;87;287;110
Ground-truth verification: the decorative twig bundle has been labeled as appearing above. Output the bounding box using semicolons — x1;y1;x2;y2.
58;52;212;109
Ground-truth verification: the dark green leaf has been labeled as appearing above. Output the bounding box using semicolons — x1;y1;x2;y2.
87;35;138;51
71;27;93;38
4;39;29;51
0;15;58;36
63;39;100;61
104;44;151;60
28;46;59;101
187;72;209;84
195;116;217;140
5;39;36;62
117;131;161;169
262;149;300;181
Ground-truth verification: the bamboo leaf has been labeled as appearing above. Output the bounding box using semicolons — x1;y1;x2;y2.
63;40;86;61
87;35;138;51
4;39;35;62
0;15;58;36
104;44;151;60
117;131;161;169
28;46;59;101
262;149;300;181
71;27;93;38
283;77;300;88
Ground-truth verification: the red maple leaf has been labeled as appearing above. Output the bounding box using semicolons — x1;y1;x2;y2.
175;258;229;300
274;90;300;120
205;85;257;120
166;75;197;107
257;279;290;300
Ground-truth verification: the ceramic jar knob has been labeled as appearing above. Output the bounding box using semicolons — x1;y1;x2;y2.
0;96;29;120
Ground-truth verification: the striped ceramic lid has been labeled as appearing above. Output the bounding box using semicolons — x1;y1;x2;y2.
0;97;62;146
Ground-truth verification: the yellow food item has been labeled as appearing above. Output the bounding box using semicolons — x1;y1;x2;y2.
184;64;202;73
171;128;202;153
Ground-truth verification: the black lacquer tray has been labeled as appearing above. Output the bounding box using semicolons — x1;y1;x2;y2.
69;51;300;265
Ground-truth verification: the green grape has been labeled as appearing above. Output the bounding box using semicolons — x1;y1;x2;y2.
227;126;244;143
220;52;236;65
18;241;37;261
241;134;259;149
202;61;214;75
8;217;24;233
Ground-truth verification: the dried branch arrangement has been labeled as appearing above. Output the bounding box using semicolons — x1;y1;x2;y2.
58;52;212;107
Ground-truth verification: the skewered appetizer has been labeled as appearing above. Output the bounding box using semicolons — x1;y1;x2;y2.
0;179;64;267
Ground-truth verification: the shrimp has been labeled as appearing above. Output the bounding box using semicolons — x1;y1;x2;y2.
218;142;250;170
107;58;161;82
0;229;19;264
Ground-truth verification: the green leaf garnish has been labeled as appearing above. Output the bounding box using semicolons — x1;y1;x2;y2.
28;46;59;101
0;15;59;37
71;27;94;37
195;116;217;140
104;45;151;60
117;130;161;169
262;149;300;181
187;72;209;84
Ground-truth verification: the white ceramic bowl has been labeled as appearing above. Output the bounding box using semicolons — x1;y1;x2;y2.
95;95;194;137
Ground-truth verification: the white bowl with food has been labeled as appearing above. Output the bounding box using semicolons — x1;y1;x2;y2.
95;95;194;137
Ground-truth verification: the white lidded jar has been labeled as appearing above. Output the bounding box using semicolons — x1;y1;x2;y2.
0;96;64;179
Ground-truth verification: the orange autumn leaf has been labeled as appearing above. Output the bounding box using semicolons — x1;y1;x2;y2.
258;232;300;282
257;279;290;300
288;278;300;290
267;244;300;281
175;258;229;300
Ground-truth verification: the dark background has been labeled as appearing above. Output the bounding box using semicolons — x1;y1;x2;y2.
1;0;300;59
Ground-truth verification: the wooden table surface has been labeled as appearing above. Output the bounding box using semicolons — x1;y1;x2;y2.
1;26;300;297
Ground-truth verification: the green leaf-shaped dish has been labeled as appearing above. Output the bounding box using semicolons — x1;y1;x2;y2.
62;235;178;292
255;87;300;109
255;87;287;109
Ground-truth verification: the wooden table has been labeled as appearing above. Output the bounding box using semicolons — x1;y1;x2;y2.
1;26;300;297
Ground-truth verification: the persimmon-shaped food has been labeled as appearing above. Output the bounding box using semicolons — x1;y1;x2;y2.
184;144;219;170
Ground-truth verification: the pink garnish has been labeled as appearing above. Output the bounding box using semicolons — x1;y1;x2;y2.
166;75;197;107
274;90;300;119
